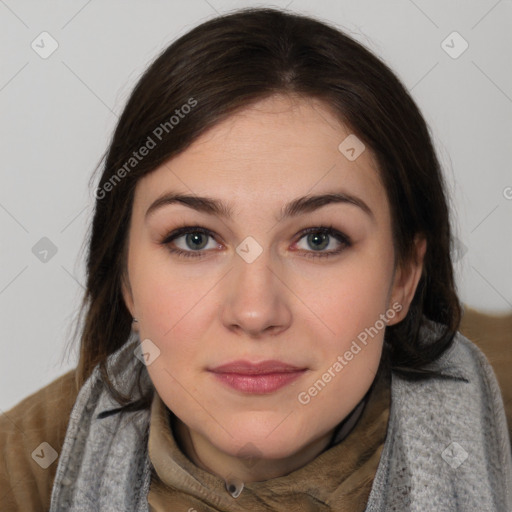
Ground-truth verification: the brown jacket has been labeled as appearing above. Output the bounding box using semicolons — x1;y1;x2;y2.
1;307;511;511
0;369;77;510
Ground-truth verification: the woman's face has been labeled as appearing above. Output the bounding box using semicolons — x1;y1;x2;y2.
122;94;425;470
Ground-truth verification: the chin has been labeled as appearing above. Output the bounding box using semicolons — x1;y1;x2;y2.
206;416;317;461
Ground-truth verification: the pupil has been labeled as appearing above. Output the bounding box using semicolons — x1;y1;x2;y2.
308;232;328;250
186;232;207;250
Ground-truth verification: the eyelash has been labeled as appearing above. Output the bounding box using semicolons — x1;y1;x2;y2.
160;224;352;260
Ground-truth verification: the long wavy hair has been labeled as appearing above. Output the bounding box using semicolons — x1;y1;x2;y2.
69;7;463;409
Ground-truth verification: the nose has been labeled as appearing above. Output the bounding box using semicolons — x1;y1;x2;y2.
220;245;292;338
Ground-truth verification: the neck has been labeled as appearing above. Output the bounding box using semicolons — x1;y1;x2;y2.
173;416;334;483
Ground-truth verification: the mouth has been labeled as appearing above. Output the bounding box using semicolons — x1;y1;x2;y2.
207;360;308;394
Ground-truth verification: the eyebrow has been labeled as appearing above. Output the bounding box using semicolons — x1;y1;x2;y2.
145;190;375;223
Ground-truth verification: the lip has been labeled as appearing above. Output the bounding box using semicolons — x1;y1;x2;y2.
208;360;307;394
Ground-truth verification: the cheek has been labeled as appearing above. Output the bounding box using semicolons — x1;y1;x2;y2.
134;273;209;413
295;248;394;347
294;266;391;416
129;246;212;339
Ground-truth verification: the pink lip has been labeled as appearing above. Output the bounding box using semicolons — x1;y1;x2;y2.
208;360;307;394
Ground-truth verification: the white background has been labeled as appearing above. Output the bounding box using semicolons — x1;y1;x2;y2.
1;0;511;411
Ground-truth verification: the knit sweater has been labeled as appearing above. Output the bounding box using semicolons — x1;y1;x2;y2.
42;319;511;510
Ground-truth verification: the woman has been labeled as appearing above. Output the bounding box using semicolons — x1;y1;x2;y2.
1;7;511;511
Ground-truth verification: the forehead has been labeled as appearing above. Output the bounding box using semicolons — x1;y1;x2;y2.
134;94;387;220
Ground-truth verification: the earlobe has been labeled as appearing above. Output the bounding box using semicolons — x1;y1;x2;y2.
388;235;427;325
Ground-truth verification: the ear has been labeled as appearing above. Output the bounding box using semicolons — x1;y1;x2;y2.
387;234;427;326
121;271;136;319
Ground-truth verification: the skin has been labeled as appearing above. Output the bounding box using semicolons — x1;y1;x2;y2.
122;93;426;483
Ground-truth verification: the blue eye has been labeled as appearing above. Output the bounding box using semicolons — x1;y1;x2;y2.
160;224;351;260
176;231;211;251
161;226;218;259
295;227;351;258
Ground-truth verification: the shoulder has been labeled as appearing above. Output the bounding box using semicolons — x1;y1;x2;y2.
459;306;512;438
0;369;79;512
393;327;509;441
397;319;508;397
426;327;510;423
382;328;512;509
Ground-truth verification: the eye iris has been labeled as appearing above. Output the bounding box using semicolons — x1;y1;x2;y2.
186;232;208;250
307;232;329;251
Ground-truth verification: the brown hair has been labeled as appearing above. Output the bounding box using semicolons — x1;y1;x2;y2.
70;7;463;408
